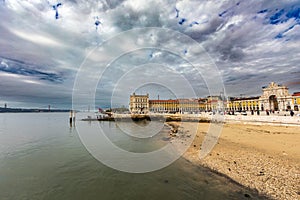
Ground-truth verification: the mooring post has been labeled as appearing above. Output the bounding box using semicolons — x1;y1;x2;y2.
73;111;76;126
69;110;73;127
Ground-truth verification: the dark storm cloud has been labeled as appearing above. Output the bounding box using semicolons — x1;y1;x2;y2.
0;57;64;83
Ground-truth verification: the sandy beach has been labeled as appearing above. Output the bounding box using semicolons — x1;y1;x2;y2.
167;121;300;200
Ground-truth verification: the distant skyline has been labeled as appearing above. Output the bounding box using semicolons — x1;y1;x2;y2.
0;0;300;109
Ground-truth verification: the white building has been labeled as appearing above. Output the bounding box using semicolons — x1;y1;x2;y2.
129;93;149;114
259;82;292;111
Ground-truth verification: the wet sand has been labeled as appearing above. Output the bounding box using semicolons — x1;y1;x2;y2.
167;122;300;200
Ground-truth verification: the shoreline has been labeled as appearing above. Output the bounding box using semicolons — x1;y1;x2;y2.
167;121;300;200
83;113;300;126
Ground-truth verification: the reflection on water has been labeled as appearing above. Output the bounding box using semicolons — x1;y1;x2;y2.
96;120;171;153
0;113;266;200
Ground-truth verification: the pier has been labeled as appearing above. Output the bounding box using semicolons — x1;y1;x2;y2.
81;112;300;126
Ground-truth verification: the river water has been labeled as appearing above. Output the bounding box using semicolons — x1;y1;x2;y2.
0;113;266;200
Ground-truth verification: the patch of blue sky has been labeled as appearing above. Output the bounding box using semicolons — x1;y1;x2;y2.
286;7;300;21
269;7;300;25
269;9;284;24
275;24;297;39
270;6;300;39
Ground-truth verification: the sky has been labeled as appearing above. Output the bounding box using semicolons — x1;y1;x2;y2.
0;0;300;109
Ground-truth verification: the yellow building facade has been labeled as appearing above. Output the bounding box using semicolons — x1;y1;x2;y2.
129;82;299;114
292;92;300;111
148;99;207;113
227;97;260;111
129;94;222;114
227;82;297;112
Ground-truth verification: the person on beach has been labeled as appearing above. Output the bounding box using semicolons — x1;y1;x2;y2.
290;110;294;117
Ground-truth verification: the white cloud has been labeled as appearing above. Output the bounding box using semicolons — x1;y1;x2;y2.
0;60;9;68
9;29;63;46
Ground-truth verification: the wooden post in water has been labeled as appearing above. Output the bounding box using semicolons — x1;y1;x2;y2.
73;111;76;126
69;110;73;127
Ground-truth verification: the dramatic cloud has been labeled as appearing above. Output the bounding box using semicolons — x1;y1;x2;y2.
0;0;299;108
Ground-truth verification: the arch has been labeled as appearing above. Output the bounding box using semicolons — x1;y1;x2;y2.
269;95;278;111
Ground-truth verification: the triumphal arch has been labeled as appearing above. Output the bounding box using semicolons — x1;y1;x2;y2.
259;82;293;111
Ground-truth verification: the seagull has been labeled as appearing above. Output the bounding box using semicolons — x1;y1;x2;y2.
219;2;240;17
178;18;186;25
175;7;179;18
52;2;62;19
94;16;102;30
149;52;153;58
175;4;204;27
189;21;199;27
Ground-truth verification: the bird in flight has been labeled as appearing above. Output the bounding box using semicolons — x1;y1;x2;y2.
94;16;102;30
52;2;62;19
175;7;179;18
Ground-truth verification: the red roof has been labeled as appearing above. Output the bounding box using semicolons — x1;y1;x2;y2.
207;100;219;103
292;92;300;97
149;100;179;103
230;96;260;101
149;99;204;103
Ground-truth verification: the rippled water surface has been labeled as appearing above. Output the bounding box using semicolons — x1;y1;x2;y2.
0;113;265;200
